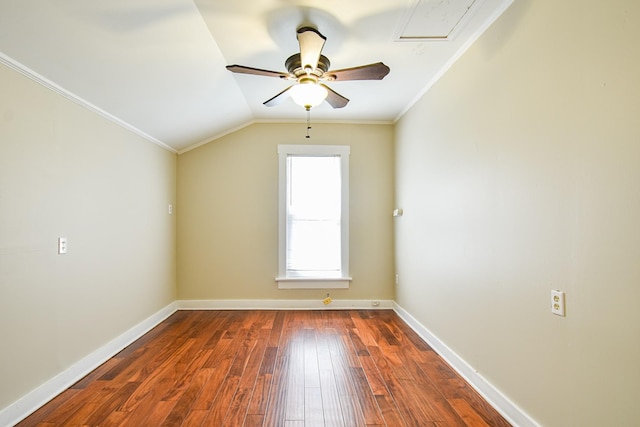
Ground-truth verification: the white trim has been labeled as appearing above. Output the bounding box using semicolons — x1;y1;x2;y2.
177;120;256;154
277;145;350;282
0;302;178;427
0;53;177;154
277;144;351;156
275;277;352;289
394;0;515;122
177;120;394;154
256;118;394;126
393;303;540;427
0;300;536;426
178;299;394;310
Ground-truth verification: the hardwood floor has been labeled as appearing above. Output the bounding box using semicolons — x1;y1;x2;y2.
17;310;511;426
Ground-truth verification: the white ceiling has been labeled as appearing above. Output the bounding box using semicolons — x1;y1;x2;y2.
0;0;513;153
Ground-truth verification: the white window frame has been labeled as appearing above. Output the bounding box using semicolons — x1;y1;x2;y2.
276;144;351;289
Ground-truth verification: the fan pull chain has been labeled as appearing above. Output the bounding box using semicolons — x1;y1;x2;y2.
306;107;312;139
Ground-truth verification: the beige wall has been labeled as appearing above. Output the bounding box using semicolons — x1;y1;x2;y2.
0;63;177;411
395;0;640;426
7;0;639;424
177;122;395;301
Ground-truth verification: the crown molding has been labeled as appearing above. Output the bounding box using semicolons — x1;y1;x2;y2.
0;53;177;153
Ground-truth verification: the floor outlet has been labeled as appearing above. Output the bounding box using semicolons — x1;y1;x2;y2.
551;290;565;316
323;293;333;305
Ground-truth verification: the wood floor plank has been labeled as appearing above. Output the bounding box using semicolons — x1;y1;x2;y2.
180;409;208;427
69;358;121;390
368;346;440;426
284;333;305;422
304;387;324;427
335;397;366;427
350;311;380;348
349;366;385;425
348;328;371;357
18;310;511;427
38;388;94;425
246;344;277;416
82;382;140;426
267;311;286;348
118;339;196;413
358;354;388;396
393;347;467;426
58;401;101;427
375;393;407;426
393;376;442;426
98;410;130;426
263;330;292;426
161;367;213;426
15;390;80;427
447;381;513;427
326;330;358;398
303;329;321;388
243;413;265;427
223;331;270;425
200;375;240;425
160;348;213;402
326;332;366;426
126;399;175;426
190;356;234;411
448;398;493;427
319;369;346;427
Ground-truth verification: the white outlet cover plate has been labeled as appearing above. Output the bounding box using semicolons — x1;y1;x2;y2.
58;237;68;254
551;290;565;316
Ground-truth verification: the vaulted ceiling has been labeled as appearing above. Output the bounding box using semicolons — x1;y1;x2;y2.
0;0;513;152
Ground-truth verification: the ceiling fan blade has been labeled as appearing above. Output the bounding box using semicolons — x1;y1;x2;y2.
325;62;390;81
226;65;290;79
264;86;293;107
321;84;349;109
297;27;326;72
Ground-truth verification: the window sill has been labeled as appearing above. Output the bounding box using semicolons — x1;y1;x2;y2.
275;277;352;289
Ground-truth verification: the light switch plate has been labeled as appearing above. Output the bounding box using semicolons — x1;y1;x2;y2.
58;237;68;254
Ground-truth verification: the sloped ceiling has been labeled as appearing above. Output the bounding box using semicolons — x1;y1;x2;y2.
0;0;513;152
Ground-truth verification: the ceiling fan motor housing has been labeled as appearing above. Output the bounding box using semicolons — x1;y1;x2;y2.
285;53;331;78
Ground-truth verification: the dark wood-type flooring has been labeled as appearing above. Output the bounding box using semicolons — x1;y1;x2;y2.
17;310;511;426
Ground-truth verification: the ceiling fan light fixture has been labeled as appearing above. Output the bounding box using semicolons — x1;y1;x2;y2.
290;78;328;109
227;26;389;110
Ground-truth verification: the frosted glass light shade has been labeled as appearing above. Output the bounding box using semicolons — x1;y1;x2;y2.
290;83;328;109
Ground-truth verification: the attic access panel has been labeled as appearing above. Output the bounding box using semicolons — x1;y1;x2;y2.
395;0;478;41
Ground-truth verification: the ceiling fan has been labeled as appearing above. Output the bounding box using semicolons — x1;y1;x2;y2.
226;26;390;110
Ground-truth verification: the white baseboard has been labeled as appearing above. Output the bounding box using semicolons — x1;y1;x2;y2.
0;302;178;427
178;299;394;310
1;300;536;427
393;303;539;427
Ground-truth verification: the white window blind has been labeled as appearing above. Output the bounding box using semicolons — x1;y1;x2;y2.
286;155;341;277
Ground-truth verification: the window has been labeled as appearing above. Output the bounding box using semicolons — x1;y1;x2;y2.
277;145;351;289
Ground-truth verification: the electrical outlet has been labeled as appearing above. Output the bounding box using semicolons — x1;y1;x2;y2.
58;237;68;254
551;290;565;316
323;293;332;305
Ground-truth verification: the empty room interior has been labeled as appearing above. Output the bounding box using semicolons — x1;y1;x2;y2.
1;0;639;426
